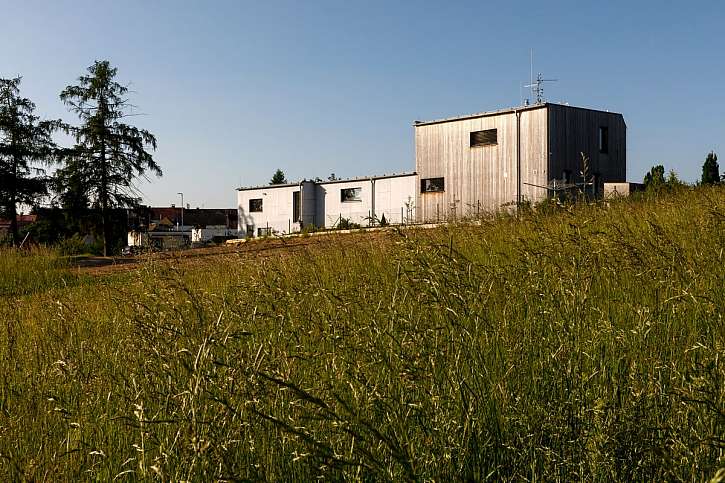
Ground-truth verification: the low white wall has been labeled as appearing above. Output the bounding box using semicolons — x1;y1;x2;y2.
191;226;237;242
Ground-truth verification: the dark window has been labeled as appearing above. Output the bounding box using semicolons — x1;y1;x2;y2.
249;198;263;212
257;227;271;237
292;191;300;222
562;169;572;184
421;177;445;193
599;126;609;154
593;173;601;196
470;129;497;147
341;187;362;202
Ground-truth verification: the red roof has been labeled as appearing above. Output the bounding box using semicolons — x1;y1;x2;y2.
0;214;37;228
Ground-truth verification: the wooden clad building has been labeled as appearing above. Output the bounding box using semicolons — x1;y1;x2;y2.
414;103;626;221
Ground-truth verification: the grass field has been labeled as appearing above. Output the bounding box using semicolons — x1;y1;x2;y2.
1;187;723;481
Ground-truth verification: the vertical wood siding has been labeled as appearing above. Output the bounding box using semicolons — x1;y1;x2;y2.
548;105;626;189
414;106;548;222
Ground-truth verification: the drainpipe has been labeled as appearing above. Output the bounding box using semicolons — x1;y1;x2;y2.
299;180;303;227
371;178;376;224
516;110;522;209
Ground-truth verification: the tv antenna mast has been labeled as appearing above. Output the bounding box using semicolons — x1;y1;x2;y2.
523;49;557;104
525;73;558;104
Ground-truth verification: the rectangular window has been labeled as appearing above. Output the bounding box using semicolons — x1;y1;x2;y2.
292;191;300;222
470;129;497;147
599;126;609;154
341;187;362;202
421;177;445;193
249;198;263;212
257;227;271;237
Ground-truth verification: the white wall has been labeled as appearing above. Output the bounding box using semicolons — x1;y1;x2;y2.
238;184;296;237
191;226;236;242
237;175;417;236
373;175;417;224
128;231;148;246
315;174;416;228
315;180;373;228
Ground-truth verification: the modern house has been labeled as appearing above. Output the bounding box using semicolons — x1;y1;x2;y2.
237;173;417;237
414;103;626;221
236;102;626;237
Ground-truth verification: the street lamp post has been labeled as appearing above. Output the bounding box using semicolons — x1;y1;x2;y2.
177;192;184;231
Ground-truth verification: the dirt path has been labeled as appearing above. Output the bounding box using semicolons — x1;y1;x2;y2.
72;230;395;276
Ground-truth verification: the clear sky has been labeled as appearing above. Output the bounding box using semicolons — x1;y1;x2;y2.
2;1;724;208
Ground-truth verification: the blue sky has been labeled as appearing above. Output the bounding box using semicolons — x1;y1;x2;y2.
2;1;724;208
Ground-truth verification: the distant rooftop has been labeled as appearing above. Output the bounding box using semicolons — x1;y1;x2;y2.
413;102;622;127
236;171;417;191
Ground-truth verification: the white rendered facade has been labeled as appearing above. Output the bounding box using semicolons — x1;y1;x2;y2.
236;174;416;238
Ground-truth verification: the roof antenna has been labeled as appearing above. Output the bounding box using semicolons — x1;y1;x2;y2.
523;49;557;104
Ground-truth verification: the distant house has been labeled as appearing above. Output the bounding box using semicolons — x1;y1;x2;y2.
0;214;37;240
127;207;238;248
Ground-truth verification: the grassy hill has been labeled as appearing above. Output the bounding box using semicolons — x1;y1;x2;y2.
1;186;723;481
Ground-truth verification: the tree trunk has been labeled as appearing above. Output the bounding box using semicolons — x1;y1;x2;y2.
100;142;108;256
9;152;19;247
8;194;18;248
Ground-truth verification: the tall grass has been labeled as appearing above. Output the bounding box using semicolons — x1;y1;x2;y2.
0;247;74;296
0;186;723;480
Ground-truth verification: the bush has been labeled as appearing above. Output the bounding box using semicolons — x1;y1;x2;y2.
56;234;90;255
337;217;361;230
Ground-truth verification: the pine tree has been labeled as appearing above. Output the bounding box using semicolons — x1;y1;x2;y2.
701;151;719;185
59;60;161;256
0;77;58;246
270;168;287;185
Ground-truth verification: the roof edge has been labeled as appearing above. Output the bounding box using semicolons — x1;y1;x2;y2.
414;102;624;127
236;171;418;191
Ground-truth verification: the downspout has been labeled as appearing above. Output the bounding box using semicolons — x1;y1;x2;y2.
299;180;303;228
371;178;376;224
516;110;522;209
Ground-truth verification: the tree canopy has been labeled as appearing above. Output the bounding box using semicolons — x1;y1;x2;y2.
59;60;161;255
701;151;720;185
0;77;58;245
644;165;666;190
270;168;287;185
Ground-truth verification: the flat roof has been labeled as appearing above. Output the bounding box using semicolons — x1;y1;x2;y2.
413;102;623;127
236;171;417;192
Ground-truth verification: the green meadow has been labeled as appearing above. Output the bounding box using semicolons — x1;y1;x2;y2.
1;187;723;481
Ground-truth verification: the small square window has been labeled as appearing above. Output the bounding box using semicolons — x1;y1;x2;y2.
470;129;497;147
249;198;263;212
421;177;444;193
599;126;609;154
341;187;362;202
